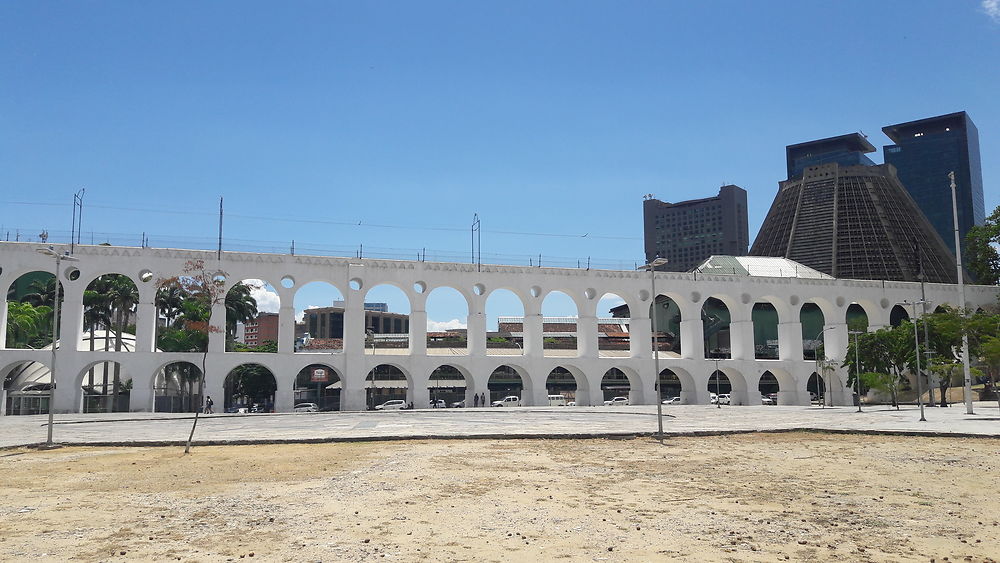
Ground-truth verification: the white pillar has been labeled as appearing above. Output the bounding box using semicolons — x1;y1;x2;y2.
278;304;295;354
523;312;543;357
0;297;8;348
679;319;704;359
729;320;755;360
60;284;86;351
134;300;157;353
467;306;486;356
577;315;598;358
129;380;154;412
630;314;651;359
777;321;803;361
409;309;427;355
341;387;366;411
208;301;226;353
274;384;294;412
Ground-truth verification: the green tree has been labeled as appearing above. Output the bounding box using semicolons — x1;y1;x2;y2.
225;282;258;342
978;336;1000;410
964;206;1000;286
5;301;52;348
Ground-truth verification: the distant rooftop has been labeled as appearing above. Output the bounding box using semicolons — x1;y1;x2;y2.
882;111;971;143
692;256;834;279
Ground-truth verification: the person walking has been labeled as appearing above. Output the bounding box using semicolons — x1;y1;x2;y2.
480;392;487;407
204;396;214;414
473;394;479;408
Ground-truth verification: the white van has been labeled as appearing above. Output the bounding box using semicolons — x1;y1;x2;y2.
547;394;567;407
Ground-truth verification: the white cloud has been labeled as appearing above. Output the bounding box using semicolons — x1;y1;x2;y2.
243;279;280;313
985;0;1000;22
427;319;467;332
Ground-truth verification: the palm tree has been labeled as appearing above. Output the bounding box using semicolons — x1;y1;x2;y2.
5;301;52;348
156;285;185;327
23;276;59;308
225;282;258;342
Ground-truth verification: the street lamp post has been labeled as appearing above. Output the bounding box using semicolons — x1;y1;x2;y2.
949;171;974;414
903;300;928;421
713;358;721;409
848;330;864;413
638;257;668;442
37;246;79;447
812;326;835;408
367;329;375;410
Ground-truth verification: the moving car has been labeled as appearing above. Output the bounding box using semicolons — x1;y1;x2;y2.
718;394;731;405
293;402;319;412
449;399;465;408
375;399;406;410
662;397;681;405
547;395;567;406
604;396;629;406
491;395;521;407
761;394;777;405
429;399;447;408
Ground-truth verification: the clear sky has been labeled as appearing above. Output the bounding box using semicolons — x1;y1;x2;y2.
2;1;999;327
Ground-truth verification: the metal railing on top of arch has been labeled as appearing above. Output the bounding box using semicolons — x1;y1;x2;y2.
3;228;646;272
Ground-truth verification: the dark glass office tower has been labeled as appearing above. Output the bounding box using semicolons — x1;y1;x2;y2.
883;111;985;258
752;133;957;283
643;185;749;272
786;133;876;179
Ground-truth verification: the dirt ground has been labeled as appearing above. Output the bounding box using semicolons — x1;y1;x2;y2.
0;432;998;562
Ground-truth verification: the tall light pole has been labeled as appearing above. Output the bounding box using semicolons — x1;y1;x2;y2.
903;300;927;421
848;330;864;413
950;171;974;414
713;357;721;409
812;326;835;408
638;257;668;442
366;329;375;410
37;246;79;447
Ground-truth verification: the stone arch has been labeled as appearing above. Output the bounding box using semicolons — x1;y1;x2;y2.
487;364;531;405
889;304;910;327
540;290;580;357
224;363;277;412
77;359;131;413
366;362;411;409
708;366;749;405
600;367;636;403
485;289;526;356
846;303;869;331
597;292;632;356
425;286;470;355
4;270;64;350
702;297;732;359
650;293;684;357
153;361;203;413
800;301;828;360
849;299;883;327
757;368;796;405
294;363;342;411
751;301;780;359
806;371;826;404
427;363;469;407
83;273;140;355
362;284;412;350
2;359;52;415
293;281;347;353
659;367;695;404
545;364;590;405
227;278;280;351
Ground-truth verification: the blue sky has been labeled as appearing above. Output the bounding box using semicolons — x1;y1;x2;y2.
2;1;999;327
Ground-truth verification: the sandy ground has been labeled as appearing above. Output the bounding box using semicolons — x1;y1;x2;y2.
1;433;998;563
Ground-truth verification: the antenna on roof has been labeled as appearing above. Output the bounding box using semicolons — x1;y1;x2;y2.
859;130;868;139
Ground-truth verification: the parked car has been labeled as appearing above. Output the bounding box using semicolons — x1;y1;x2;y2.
718;394;731;405
566;401;576;406
429;399;447;408
293;402;319;413
547;394;567;406
491;395;521;407
709;393;719;404
604;396;629;406
662;397;681;405
449;400;465;408
761;394;777;405
375;399;406;410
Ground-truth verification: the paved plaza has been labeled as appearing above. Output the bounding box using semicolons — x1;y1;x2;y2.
2;403;998;449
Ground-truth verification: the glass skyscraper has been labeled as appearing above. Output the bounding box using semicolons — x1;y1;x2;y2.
882;111;985;258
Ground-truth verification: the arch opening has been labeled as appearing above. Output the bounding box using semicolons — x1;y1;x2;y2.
294;364;341;411
703;297;731;359
294;282;346;353
488;365;524;405
82;360;131;413
228;279;275;353
426;287;468;355
362;284;411;351
5;271;63;350
545;366;577;402
154;361;203;413
658;368;685;403
486;290;524;356
366;364;408;409
601;368;631;402
752;302;779;359
541;291;579;357
598;293;631;357
708;369;731;404
801;303;826;360
889;304;910;327
224;363;276;412
3;361;52;415
428;364;467;407
807;372;826;405
759;371;779;405
846;303;869;332
650;295;682;358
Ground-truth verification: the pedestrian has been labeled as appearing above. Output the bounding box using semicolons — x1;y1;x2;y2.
204;396;214;414
473;394;479;408
481;392;486;406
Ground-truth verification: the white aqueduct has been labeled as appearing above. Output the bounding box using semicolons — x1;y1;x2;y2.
2;241;997;414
